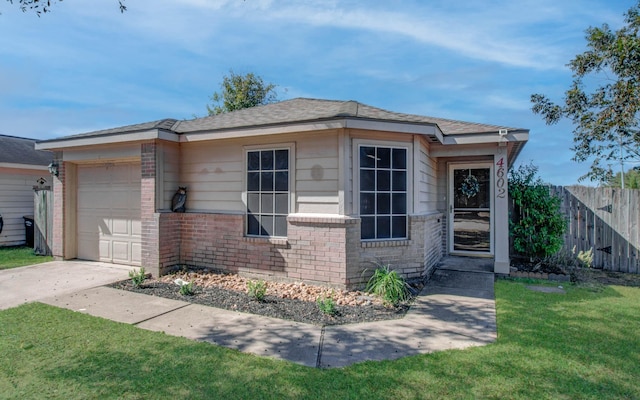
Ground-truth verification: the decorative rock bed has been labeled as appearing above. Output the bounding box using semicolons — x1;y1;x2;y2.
109;270;421;326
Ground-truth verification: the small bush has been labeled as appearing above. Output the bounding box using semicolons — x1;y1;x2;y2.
174;278;195;296
576;247;594;268
542;246;594;270
365;264;408;307
247;280;267;301
317;294;337;316
179;281;195;296
129;267;146;288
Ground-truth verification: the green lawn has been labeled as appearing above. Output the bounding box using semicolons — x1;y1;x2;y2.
0;246;53;270
1;280;638;399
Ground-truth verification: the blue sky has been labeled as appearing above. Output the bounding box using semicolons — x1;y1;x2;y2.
0;0;636;185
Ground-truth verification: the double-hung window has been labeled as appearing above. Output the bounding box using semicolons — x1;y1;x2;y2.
359;145;407;240
246;149;289;237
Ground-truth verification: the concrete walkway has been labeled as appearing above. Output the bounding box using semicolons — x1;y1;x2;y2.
0;260;132;310
3;261;497;368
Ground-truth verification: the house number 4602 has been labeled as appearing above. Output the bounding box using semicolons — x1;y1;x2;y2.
496;157;506;198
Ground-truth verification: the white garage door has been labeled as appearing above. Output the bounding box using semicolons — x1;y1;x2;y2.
77;163;141;265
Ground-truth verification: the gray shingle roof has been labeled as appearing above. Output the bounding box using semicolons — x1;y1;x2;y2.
173;98;519;135
0;134;52;166
39;98;525;143
52;119;179;140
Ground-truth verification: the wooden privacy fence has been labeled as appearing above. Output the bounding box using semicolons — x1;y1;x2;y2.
33;185;52;256
549;186;639;273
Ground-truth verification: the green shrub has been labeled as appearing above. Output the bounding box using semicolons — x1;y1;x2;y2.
509;163;566;260
247;280;267;301
365;264;408;307
129;267;146;288
174;278;195;296
317;294;337;315
179;281;195;296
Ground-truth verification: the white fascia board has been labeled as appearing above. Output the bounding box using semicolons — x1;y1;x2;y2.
431;136;529;161
180;119;440;142
344;119;439;136
0;162;48;171
433;126;445;143
430;144;497;158
35;129;180;150
442;130;529;145
180;121;346;142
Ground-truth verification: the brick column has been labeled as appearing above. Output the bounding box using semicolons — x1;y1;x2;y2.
141;142;161;276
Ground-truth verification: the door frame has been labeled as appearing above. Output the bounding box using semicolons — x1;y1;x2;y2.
448;162;494;256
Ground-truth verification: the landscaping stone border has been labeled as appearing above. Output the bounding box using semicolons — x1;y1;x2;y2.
509;269;571;282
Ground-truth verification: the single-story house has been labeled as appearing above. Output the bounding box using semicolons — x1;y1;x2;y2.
0;134;53;247
36;98;528;288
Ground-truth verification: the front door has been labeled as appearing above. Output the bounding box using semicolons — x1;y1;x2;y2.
448;163;493;255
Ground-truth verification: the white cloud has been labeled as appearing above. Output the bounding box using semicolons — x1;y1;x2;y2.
484;94;532;111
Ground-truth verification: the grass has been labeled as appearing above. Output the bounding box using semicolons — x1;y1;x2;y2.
0;246;52;270
0;280;639;399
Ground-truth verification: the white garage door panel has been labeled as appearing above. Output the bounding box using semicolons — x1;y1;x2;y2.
77;163;141;266
112;241;131;263
131;242;142;263
132;219;141;237
99;239;111;259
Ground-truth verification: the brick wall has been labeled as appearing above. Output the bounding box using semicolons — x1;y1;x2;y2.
143;211;444;289
158;212;181;273
287;215;359;286
173;213;361;287
178;213;290;278
423;212;444;277
355;213;443;286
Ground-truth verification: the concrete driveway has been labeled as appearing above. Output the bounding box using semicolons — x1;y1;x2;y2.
0;260;133;310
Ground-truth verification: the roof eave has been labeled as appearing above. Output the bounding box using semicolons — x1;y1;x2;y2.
35;129;180;150
180;117;441;142
441;129;529;145
508;140;527;168
0;162;49;171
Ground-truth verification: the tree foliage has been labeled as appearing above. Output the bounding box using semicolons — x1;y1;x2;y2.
606;166;640;188
531;2;640;183
509;163;566;260
6;0;126;16
207;71;278;116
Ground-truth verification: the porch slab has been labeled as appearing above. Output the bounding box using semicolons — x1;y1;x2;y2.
437;256;494;273
425;269;495;298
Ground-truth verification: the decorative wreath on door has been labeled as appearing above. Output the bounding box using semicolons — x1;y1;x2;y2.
459;174;480;198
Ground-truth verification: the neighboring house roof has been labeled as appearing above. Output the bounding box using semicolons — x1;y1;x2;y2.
0;134;52;166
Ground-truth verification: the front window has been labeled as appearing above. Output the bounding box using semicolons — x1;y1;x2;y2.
246;149;289;237
359;145;407;240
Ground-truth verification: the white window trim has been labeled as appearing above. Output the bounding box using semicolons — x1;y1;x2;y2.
243;143;296;238
352;139;413;241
